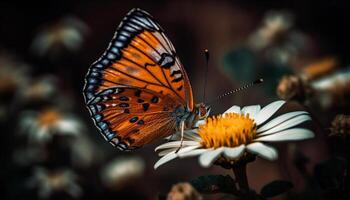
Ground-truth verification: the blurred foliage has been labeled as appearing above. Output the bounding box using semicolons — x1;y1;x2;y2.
191;175;237;195
260;180;293;198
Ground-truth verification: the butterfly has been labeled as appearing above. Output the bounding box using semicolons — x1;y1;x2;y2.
83;8;210;151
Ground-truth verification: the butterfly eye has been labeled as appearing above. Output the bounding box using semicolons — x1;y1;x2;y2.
198;104;207;118
197;104;211;120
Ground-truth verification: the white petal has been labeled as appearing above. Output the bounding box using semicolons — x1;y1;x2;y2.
32;126;50;142
255;100;286;125
255;128;314;142
257;115;311;136
246;142;278;160
154;145;200;169
257;111;308;132
194;120;206;128
56;120;81;135
223;145;245;159
199;147;224;167
241;105;261;120
163;135;173;140
179;148;209;158
155;141;199;151
224;105;241;114
166;129;201;141
166;134;200;142
154;152;177;169
158;148;177;156
183;131;201;141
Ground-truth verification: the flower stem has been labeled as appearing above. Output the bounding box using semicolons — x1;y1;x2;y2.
232;163;252;199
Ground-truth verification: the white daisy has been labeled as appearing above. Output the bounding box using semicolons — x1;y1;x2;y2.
154;100;314;169
100;156;145;189
20;108;84;143
0;54;29;95
27;167;82;199
20;75;58;102
31;16;89;57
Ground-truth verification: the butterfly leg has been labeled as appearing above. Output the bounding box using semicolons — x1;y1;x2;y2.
175;121;185;153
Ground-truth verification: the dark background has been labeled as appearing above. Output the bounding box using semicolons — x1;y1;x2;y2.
1;0;350;199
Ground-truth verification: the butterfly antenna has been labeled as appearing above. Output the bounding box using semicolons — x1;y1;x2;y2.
208;78;264;104
202;49;210;103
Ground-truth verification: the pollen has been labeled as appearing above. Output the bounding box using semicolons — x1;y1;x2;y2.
198;113;257;148
38;109;61;127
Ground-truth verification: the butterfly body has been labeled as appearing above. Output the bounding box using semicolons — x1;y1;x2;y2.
83;8;208;151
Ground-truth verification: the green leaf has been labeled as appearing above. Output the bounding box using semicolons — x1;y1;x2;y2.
260;180;293;198
190;175;237;195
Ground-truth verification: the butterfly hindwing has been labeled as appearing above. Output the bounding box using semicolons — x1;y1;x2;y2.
83;8;194;111
87;87;178;150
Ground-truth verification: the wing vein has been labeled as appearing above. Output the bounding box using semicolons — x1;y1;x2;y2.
105;66;163;87
127;43;171;88
133;34;173;89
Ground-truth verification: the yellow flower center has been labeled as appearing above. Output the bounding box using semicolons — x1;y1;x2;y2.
38;109;61;127
198;113;257;148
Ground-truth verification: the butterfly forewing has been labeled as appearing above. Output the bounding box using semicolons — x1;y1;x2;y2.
83;8;194;150
84;8;193;110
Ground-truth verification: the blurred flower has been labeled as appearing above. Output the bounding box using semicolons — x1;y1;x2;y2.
245;10;314;67
167;182;202;200
277;75;312;101
31;16;89;58
20;108;84;143
277;63;350;110
311;68;350;109
223;10;312;96
101;156;145;190
0;53;30;120
155;100;314;169
302;57;338;80
20;75;58;102
0;54;29;95
248;10;294;50
329;115;350;137
27;167;82;199
71;136;102;168
311;68;350;90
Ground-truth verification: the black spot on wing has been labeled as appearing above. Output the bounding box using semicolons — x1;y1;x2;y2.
171;77;183;83
142;103;150;111
129;116;138;123
158;53;175;68
170;70;182;77
151;96;159;103
119;96;129;101
119;103;129;108
135;89;141;97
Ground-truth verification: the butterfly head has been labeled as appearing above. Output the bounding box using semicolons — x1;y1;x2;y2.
196;103;211;120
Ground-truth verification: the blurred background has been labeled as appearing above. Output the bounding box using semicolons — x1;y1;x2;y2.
1;0;350;199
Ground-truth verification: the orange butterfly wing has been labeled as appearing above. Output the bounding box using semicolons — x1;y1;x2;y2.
83;8;194;150
87;87;178;150
84;8;193;110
